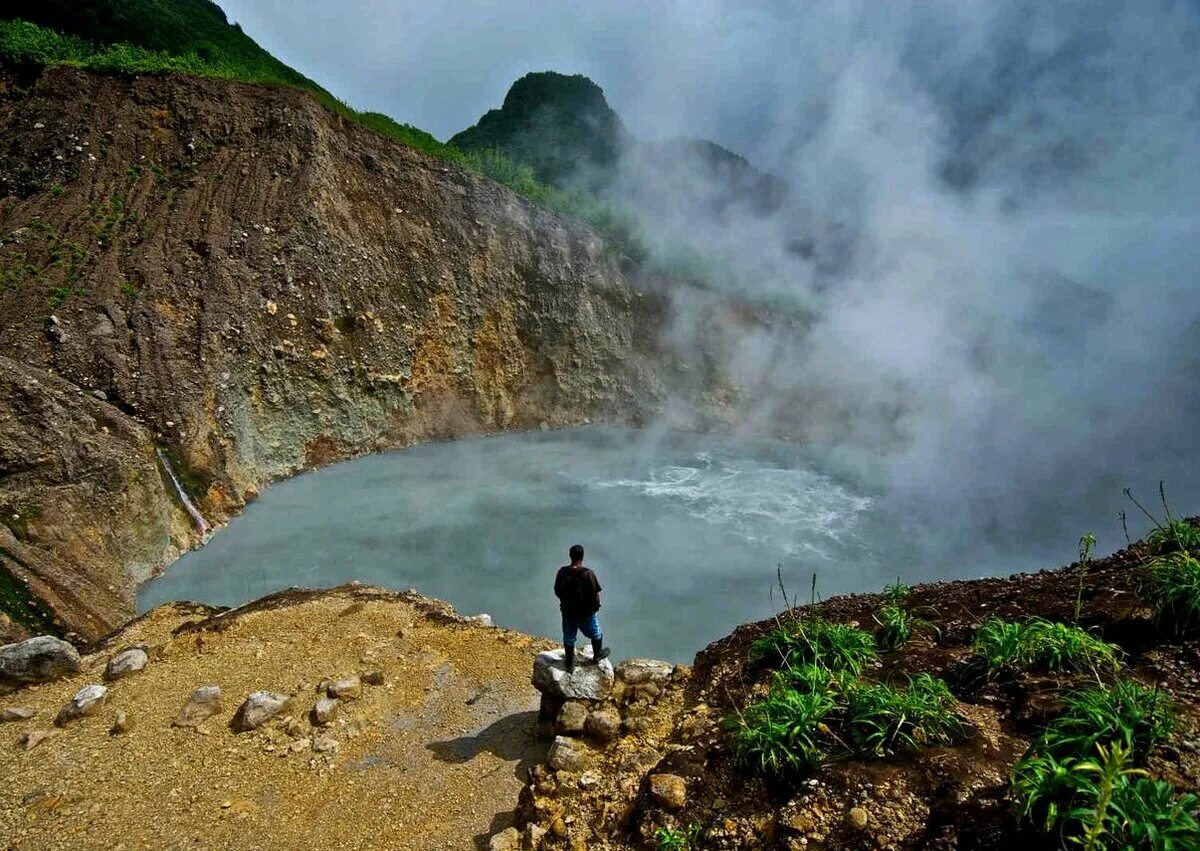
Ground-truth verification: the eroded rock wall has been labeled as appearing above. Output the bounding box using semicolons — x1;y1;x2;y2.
0;67;670;639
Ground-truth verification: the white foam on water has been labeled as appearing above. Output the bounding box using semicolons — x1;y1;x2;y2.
591;450;873;560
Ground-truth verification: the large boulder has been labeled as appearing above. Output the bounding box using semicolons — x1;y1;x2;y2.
172;685;223;729
232;691;292;732
55;684;107;725
532;648;614;701
0;636;81;692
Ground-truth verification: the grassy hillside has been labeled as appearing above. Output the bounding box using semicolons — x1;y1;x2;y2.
0;3;643;262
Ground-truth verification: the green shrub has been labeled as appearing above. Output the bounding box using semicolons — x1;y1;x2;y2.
973;616;1120;674
749;618;877;675
1146;519;1200;555
1039;681;1175;766
874;601;912;651
841;674;964;758
1140;552;1200;637
726;684;834;777
654;823;702;850
1109;776;1200;849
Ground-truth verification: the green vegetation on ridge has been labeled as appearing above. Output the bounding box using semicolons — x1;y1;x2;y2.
0;5;645;261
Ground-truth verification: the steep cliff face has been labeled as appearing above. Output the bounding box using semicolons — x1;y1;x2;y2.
0;66;673;640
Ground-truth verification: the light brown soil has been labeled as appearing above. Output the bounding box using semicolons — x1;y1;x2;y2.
0;585;553;850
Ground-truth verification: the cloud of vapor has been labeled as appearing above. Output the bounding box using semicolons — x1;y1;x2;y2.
605;0;1200;555
220;0;1200;558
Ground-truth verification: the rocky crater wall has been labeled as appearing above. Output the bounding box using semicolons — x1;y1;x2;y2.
0;66;683;641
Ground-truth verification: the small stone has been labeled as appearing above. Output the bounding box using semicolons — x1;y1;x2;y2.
285;718;304;737
488;826;520;851
327;677;362;700
0;636;82;691
104;648;148;681
787;812;815;834
289;737;311;753
19;730;49;750
547;735;591;772
313;735;339;753
523;823;548;848
847;807;869;830
265;300;278;315
362;670;385;686
584;709;621;743
467;613;493;627
55;684;107;726
649;773;687;810
0;706;37;722
232;691;292;732
173;685;222;728
556;702;587;734
110;709;130;735
312;697;338;725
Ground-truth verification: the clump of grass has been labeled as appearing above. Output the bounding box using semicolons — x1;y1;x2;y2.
726;682;834;777
654;823;702;850
1010;680;1190;847
1139;552;1200;637
749;618;877;675
1146;519;1200;555
1038;681;1175;765
841;674;964;758
973;616;1121;675
873;601;912;651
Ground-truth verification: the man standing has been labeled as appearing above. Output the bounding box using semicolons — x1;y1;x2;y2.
554;544;610;673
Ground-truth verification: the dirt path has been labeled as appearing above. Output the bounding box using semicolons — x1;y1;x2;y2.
0;586;553;850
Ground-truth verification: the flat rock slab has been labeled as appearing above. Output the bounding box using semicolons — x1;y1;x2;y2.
0;636;81;692
55;684;107;726
0;706;37;722
532;649;614;700
615;658;674;686
172;685;223;729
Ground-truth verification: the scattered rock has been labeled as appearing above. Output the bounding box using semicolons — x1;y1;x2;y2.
649;773;687;810
0;706;37;722
532;648;614;701
547;735;591;772
233;691;292;732
104;647;149;681
362;670;385;686
615;658;674;686
467;613;494;626
313;735;339;754
556;701;587;734
173;685;222;728
0;636;82;692
312;697;339;726
847;807;870;830
523;823;548;847
110;709;130;735
55;684;107;726
488;826;520;851
584;708;621;743
327;676;362;700
19;730;50;751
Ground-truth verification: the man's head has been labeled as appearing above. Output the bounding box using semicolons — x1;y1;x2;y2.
569;544;584;564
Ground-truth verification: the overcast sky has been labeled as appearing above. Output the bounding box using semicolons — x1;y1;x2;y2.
219;0;792;155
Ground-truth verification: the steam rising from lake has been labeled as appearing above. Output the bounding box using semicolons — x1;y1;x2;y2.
142;428;1096;661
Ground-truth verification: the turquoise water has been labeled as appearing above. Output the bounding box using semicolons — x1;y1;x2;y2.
139;427;1018;661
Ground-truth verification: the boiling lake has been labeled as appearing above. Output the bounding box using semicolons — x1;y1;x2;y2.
140;427;1094;661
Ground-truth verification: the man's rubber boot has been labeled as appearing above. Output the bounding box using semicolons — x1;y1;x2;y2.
588;637;611;665
564;645;575;673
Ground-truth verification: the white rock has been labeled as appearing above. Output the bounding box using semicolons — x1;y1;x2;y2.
20;729;50;750
104;648;148;681
312;697;338;725
616;658;674;686
327;677;361;700
55;684;107;725
173;685;223;728
532;648;614;700
233;691;292;732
